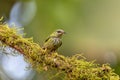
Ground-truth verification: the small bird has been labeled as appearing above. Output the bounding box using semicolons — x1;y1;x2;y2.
43;29;65;53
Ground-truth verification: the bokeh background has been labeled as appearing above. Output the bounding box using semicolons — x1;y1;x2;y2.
0;0;120;80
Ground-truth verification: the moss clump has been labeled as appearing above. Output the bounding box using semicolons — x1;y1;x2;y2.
0;24;119;80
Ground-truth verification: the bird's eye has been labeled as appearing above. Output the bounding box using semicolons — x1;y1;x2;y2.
57;31;61;33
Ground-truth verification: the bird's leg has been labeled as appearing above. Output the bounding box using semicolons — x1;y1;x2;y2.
51;49;57;54
42;47;47;54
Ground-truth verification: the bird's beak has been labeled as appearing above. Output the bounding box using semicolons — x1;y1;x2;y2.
63;32;66;34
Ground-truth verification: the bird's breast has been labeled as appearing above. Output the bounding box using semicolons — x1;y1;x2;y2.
53;38;61;45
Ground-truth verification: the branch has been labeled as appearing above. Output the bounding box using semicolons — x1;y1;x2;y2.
0;24;119;80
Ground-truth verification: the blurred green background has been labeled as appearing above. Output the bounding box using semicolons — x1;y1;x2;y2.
0;0;120;79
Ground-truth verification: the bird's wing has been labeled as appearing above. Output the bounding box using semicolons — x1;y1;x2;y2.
45;36;50;42
42;36;51;49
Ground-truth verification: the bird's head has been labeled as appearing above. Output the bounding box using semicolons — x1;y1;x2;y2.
50;29;65;38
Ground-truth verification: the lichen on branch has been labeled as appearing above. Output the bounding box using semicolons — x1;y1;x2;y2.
0;24;119;80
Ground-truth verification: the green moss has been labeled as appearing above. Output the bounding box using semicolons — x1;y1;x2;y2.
0;24;119;80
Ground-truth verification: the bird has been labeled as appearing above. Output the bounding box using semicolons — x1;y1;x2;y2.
42;29;65;53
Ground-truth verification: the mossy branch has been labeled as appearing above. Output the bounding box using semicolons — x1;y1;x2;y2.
0;24;119;80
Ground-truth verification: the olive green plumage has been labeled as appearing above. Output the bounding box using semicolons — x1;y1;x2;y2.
43;29;65;53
